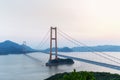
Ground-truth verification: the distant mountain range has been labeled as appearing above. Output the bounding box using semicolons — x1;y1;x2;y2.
43;47;73;52
0;40;36;55
1;40;120;55
43;45;120;52
72;45;120;52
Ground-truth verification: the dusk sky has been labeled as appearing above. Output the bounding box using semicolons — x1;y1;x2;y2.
0;0;120;49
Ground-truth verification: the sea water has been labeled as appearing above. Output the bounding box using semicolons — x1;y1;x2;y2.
0;52;120;80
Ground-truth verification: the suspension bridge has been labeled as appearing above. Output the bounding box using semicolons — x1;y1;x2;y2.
26;27;120;71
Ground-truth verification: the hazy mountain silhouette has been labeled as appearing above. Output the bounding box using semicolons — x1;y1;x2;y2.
1;40;120;55
59;47;73;52
43;47;73;52
0;40;36;55
72;45;120;52
43;45;120;52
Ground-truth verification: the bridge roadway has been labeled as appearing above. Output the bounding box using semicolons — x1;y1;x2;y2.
57;54;120;71
25;52;120;71
41;52;120;71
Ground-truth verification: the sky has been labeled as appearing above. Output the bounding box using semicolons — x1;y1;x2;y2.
0;0;120;49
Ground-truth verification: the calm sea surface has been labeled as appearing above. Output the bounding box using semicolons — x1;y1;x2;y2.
0;52;120;80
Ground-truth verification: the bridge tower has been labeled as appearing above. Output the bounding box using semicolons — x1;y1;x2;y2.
22;41;27;53
46;27;74;66
23;41;26;46
49;27;58;60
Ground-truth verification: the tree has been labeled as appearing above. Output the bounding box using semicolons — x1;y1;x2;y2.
63;69;96;80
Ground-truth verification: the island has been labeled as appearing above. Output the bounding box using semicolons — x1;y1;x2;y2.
46;58;74;66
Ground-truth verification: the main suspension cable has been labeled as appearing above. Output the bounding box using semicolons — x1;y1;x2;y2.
58;28;120;64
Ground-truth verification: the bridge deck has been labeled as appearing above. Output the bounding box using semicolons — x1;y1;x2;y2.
57;54;120;71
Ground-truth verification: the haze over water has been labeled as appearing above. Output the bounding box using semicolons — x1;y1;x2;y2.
0;52;120;80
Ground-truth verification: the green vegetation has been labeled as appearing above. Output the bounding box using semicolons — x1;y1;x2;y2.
45;69;120;80
62;69;95;80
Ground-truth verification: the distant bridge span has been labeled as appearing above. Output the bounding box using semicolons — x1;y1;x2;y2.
40;52;120;71
58;54;120;71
